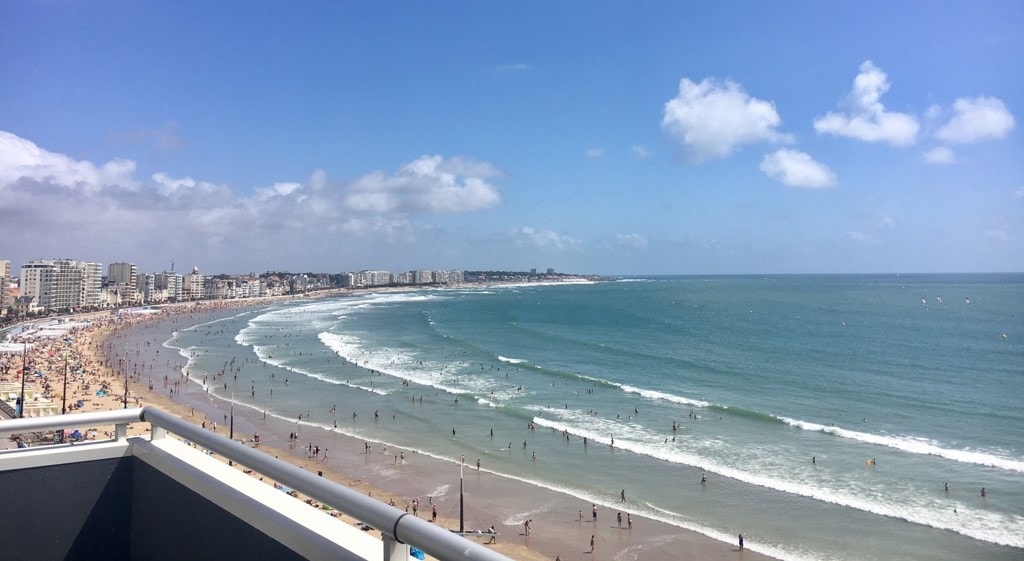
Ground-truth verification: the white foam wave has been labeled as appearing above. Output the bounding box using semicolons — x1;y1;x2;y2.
779;417;1024;473
531;415;1024;548
620;385;710;408
497;355;527;364
317;331;488;397
426;484;450;499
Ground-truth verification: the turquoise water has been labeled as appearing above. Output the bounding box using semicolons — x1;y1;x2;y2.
166;275;1024;560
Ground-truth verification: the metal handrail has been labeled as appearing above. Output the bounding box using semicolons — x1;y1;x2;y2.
1;407;511;561
0;407;142;433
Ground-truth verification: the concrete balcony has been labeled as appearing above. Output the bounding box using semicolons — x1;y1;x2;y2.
0;408;510;561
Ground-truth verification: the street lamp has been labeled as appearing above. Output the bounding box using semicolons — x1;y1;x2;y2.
61;352;69;415
18;342;27;418
118;357;128;409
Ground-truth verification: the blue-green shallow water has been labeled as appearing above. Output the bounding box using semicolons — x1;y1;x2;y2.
165;274;1024;561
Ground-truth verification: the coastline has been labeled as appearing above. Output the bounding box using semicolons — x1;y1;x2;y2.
4;295;776;561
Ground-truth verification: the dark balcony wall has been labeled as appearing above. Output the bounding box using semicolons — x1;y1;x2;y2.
0;457;132;561
130;459;307;561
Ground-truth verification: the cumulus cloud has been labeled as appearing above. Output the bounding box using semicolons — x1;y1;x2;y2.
923;146;956;165
615;233;648;250
935;96;1015;143
0;130;138;193
759;149;837;188
344;155;503;214
511;227;581;251
813;61;919;146
255;182;304;201
632;145;651;159
0;130;504;270
662;77;791;162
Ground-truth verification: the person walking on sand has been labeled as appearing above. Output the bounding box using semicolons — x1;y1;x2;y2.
592;504;597;522
617;511;622;527
487;525;496;544
589;534;595;553
739;533;744;550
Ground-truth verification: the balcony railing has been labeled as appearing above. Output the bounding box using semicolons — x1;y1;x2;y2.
0;407;511;561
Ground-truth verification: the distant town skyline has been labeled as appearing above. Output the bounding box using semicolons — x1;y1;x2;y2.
1;3;1021;274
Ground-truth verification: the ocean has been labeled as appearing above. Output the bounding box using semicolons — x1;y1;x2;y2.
162;274;1023;561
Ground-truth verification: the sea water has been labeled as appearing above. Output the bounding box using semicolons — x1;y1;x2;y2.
164;274;1024;560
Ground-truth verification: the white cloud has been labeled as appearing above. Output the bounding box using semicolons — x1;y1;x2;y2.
615;233;648;250
923;146;956;165
511;227;581;251
632;145;651;159
813;61;919;146
585;147;605;159
344;155;503;214
309;169;327;191
935;96;1015;143
255;182;303;201
0;130;138;193
662;77;791;162
759;149;837;189
150;172;232;207
0;129;505;271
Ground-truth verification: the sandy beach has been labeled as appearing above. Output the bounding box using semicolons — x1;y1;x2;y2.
1;298;775;561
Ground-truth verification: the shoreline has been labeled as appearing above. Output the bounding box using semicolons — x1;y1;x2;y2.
5;295;776;561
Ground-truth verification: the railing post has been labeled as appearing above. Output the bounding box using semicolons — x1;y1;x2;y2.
115;421;128;441
150;425;167;441
382;534;409;561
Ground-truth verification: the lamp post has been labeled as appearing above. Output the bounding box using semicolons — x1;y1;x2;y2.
118;357;128;409
61;352;69;415
18;342;27;418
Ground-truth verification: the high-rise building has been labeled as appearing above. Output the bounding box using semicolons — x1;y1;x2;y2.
0;260;10;314
153;272;183;302
183;266;204;301
107;262;139;305
136;273;154;304
20;259;104;312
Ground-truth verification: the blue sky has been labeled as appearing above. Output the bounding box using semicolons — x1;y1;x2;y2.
1;2;1021;275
